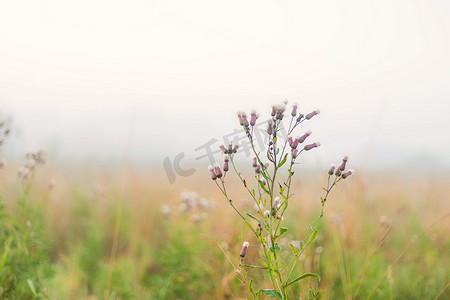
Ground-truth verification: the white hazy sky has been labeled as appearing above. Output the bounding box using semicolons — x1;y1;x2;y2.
0;0;449;174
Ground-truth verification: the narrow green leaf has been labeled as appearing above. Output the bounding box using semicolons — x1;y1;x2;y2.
27;279;37;296
277;153;288;168
260;170;271;182
241;264;268;270
261;289;282;299
300;240;305;251
246;213;267;226
259;180;270;194
289;243;298;257
259;259;269;267
285;273;321;287
245;221;254;232
275;226;288;239
248;279;254;296
306;230;318;246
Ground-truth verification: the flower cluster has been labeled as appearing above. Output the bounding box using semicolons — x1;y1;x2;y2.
161;191;214;224
328;156;353;180
18;150;46;181
209;142;239;181
208;101;353;299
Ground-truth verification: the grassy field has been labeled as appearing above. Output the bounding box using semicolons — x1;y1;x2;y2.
0;161;448;299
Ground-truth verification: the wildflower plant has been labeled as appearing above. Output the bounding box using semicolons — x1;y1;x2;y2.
0;122;51;299
209;102;353;299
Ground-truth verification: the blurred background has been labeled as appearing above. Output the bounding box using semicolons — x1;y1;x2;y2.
1;0;450;180
0;1;449;299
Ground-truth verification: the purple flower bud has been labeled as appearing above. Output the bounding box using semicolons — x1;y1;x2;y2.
304;142;320;151
233;145;238;153
208;165;217;180
328;164;336;175
242;114;249;127
335;168;342;176
252;157;257;168
296;113;304;122
339;156;348;171
291;103;298;117
220;145;227;154
305;109;320;120
260;177;267;185
223;154;230;172
276;110;284;120
292;149;299;158
273;197;280;210
237;112;244;126
341;169;354;179
264;162;269;169
264;210;271;218
250;110;258;126
267;119;274;135
271;105;276;117
276;215;284;221
228;142;233;154
240;241;250;257
213;162;223;178
255;164;261;174
290;138;299;149
288;136;293;147
298;130;311;143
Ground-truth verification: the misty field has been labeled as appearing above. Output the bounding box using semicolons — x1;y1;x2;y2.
0;162;448;299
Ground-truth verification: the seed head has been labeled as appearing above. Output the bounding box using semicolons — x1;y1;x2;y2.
298;130;311;143
290;137;299;149
271;105;277;117
339;155;349;171
220;145;227;154
240;241;250;257
328;164;336;175
291;103;298;117
304;142;320;151
273;197;280;209
275;104;286;120
223;154;230;172
208;165;217;180
250;110;259;126
213;162;223;178
341;169;354;179
305;109;320;120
